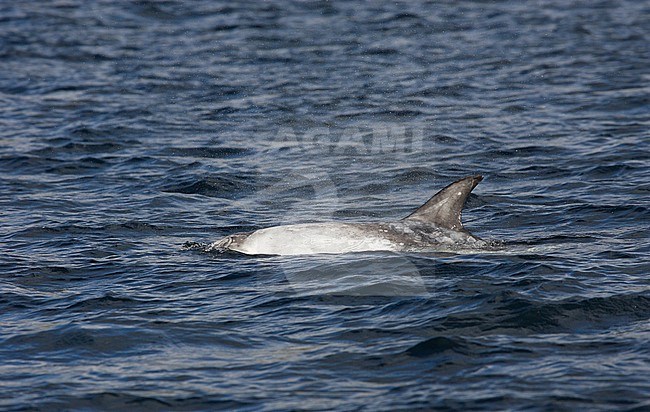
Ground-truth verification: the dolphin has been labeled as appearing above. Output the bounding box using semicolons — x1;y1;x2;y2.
209;175;487;256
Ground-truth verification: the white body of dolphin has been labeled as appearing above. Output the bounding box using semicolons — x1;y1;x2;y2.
210;175;486;256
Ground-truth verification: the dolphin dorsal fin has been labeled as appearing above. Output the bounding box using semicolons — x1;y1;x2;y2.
403;175;483;231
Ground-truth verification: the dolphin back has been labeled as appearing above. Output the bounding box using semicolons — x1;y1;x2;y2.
403;175;483;231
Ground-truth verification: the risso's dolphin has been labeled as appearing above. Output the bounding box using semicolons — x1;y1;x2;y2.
210;175;488;256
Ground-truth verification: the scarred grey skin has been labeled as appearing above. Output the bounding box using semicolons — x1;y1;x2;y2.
210;175;487;256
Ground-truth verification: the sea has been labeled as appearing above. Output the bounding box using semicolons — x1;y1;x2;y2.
1;0;649;410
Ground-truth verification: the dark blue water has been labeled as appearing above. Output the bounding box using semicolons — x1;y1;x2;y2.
2;0;649;410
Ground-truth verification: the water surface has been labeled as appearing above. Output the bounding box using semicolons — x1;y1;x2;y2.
1;0;649;410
